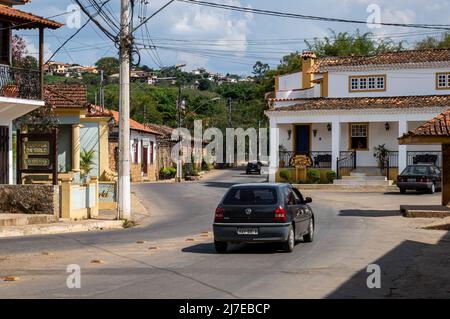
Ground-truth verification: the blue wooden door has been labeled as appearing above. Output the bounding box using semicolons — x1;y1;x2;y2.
295;125;310;155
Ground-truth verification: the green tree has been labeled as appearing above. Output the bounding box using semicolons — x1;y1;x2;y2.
95;57;119;76
415;33;450;49
198;78;212;91
252;61;270;79
305;29;403;58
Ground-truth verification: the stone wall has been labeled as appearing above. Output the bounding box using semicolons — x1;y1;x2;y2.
131;163;142;182
109;141;118;172
0;185;59;216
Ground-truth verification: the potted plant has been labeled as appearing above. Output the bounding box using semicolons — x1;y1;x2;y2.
373;144;389;174
279;145;288;167
2;80;19;98
80;148;96;183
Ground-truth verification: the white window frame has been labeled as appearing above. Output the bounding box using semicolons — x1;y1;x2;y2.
349;75;386;92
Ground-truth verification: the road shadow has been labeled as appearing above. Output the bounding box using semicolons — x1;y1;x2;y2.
339;209;401;217
326;232;450;298
182;243;284;255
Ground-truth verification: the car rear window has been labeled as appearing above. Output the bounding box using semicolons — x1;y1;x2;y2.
402;166;431;175
223;187;278;205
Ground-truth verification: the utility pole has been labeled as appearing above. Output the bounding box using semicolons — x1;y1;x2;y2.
118;0;132;220
227;97;233;129
176;83;183;183
227;97;233;166
100;70;105;109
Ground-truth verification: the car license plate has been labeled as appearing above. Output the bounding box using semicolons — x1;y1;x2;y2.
237;228;259;236
407;178;416;182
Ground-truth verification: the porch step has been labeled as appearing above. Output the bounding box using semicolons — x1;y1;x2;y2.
335;172;393;186
334;180;394;186
343;175;387;181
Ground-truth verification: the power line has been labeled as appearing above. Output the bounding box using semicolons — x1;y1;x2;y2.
178;0;450;31
132;0;176;32
45;1;113;64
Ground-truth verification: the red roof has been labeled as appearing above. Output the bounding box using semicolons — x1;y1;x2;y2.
88;105;162;136
110;110;161;135
403;109;450;138
0;4;63;29
44;84;88;109
267;95;450;112
309;49;450;73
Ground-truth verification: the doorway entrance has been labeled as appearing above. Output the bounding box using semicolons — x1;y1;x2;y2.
295;125;311;155
0;126;8;184
142;145;148;175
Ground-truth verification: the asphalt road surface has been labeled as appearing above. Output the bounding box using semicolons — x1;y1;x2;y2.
0;169;448;298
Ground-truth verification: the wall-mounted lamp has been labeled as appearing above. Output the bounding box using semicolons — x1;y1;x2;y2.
327;123;332;132
287;130;292;140
385;122;390;131
313;129;318;138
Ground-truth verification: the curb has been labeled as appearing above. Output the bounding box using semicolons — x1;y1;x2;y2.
294;184;399;193
0;220;123;238
400;205;450;218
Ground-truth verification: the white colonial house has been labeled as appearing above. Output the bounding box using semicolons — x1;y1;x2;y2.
266;49;450;183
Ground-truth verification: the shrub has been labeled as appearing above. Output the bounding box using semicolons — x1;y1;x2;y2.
279;169;291;182
326;170;337;184
160;167;177;180
307;169;321;184
201;159;214;171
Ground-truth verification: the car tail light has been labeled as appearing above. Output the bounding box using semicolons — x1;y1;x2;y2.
398;176;405;182
419;176;430;183
215;207;224;221
274;206;287;222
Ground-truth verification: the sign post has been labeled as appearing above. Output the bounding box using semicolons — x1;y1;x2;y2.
17;129;58;185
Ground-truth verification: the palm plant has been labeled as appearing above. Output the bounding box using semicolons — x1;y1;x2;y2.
80;148;96;181
373;144;389;173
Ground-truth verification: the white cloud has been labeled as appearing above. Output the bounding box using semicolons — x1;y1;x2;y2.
23;37;53;62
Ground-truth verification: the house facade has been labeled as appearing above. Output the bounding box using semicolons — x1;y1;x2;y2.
266;49;450;182
96;109;161;182
0;1;62;184
42;85;110;183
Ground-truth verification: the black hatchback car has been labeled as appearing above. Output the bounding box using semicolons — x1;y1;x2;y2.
213;184;315;253
246;162;262;175
397;164;442;194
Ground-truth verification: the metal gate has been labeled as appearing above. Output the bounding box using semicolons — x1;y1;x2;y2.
0;126;8;184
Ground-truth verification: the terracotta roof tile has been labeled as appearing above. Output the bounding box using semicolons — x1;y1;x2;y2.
88;105;162;135
309;49;450;73
268;95;450;112
404;109;450;137
0;4;63;29
44;84;88;109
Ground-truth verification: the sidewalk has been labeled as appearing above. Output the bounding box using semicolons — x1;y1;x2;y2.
0;192;150;238
0;218;123;238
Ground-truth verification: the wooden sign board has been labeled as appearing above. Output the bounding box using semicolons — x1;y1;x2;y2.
17;130;58;185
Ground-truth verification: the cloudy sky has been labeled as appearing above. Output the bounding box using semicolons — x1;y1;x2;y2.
19;0;450;75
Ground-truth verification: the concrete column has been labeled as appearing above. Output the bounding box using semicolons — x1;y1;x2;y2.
442;144;450;207
398;119;408;173
331;121;341;171
8;122;13;184
72;124;81;172
269;118;279;183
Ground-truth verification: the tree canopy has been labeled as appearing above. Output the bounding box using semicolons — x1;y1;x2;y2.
95;57;119;76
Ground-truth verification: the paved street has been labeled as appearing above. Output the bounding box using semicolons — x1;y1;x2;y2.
0;169;449;299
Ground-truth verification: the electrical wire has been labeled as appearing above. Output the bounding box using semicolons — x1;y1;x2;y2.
177;0;450;31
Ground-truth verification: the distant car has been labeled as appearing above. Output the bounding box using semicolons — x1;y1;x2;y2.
246;162;262;175
213;184;315;253
397;164;442;194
